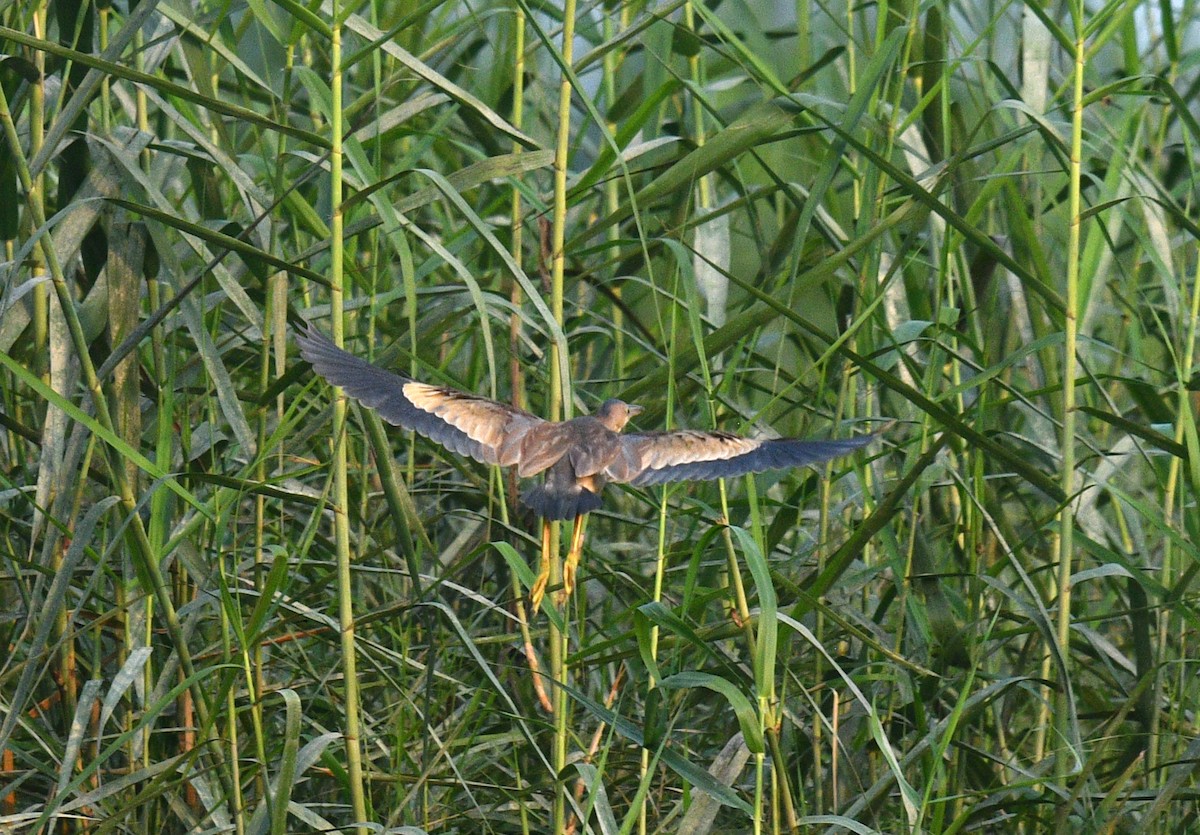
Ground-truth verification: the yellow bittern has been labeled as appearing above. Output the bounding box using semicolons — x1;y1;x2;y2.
297;324;875;605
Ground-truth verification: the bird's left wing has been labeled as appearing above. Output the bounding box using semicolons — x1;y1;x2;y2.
296;324;544;466
609;429;875;486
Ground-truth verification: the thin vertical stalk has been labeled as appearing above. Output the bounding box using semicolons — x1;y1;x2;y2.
97;5;111;133
549;3;578;831
684;0;710;210
602;8;624;378
1157;274;1200;786
26;8;49;662
219;555;246;835
1026;7;1054;767
504;0;547;719
134;8;149;169
1054;7;1085;783
132;7;158;801
30;0;80;793
682;2;770;829
329;13;370;832
507;0;549;721
550;559;570;834
680;16;775;813
250;278;287;827
251;28;297;818
29;6;46;352
510;0;527;414
640;289;680;835
548;8;574;425
0;64;236;827
715;483;763;834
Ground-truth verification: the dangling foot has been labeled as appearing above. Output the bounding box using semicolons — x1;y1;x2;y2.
530;519;553;609
530;569;550;610
556;515;586;605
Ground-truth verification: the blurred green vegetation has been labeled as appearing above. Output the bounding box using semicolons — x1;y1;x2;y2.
1;0;1197;832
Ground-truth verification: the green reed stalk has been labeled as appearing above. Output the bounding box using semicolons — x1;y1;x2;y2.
602;10;625;379
1054;2;1085;784
328;12;370;832
549;1;578;831
506;4;547;725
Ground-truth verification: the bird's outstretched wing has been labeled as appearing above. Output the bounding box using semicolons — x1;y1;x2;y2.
610;430;875;486
296;324;545;467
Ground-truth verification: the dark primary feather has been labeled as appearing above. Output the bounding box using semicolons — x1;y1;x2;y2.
295;324;543;467
618;433;876;486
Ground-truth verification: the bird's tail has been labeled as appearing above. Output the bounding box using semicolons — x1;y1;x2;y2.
520;483;603;521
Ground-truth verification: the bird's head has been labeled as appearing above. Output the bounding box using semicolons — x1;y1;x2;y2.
595;398;644;432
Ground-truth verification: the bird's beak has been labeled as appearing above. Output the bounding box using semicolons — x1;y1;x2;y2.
628;404;645;418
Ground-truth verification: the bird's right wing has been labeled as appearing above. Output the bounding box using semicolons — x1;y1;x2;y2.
296;324;544;467
610;429;875;486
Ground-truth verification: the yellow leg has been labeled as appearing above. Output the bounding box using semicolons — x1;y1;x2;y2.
530;519;553;610
526;519;555;713
557;515;586;605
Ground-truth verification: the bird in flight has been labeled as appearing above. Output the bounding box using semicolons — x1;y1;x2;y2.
297;324;876;605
